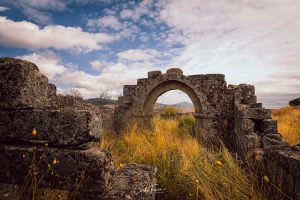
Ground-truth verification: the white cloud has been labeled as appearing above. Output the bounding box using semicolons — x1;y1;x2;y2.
13;0;66;10
117;49;160;61
119;0;154;21
157;0;300;104
4;0;67;24
0;6;9;12
90;60;102;70
87;15;123;30
17;51;66;79
119;9;133;19
55;61;152;99
16;51;159;99
0;16;117;53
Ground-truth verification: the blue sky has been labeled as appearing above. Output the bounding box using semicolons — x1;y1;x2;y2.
0;0;299;108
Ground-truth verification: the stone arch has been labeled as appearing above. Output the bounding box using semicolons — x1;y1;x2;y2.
143;80;202;114
114;68;222;142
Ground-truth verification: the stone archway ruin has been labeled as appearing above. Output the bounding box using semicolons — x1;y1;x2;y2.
114;67;300;199
115;68;227;143
0;58;299;199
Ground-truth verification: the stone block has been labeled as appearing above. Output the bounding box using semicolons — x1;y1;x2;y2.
148;71;162;78
250;103;262;108
241;108;272;119
0;145;113;200
0;57;56;109
262;138;289;150
204;74;225;81
54;95;85;109
238;84;255;96
262;119;278;134
241;95;257;104
0;110;101;146
245;132;261;149
137;78;148;85
264;133;282;141
166;68;183;75
242;119;255;134
103;164;157;200
262;136;281;148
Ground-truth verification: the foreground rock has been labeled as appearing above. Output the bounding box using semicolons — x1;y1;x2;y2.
0;57;100;146
0;57;157;200
0;145;113;199
263;149;300;200
103;164;157;200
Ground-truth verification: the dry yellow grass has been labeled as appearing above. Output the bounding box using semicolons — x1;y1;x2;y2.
100;116;267;199
272;106;300;145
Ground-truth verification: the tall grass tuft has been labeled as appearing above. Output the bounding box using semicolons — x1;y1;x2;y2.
101;116;266;199
272;106;300;145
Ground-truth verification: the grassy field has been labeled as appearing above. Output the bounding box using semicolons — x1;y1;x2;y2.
272;106;300;145
100;115;270;200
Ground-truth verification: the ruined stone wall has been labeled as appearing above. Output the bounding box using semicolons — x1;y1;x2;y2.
0;57;157;200
230;84;300;199
115;68;300;199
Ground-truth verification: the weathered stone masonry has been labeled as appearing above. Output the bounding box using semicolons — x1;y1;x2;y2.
0;57;157;200
115;68;300;199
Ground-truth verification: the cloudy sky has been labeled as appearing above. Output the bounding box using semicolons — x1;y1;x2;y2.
0;0;299;108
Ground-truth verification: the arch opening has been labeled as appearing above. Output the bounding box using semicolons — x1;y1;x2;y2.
143;80;203;140
156;90;195;114
143;80;202;115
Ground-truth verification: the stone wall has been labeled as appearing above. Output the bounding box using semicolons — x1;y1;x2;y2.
115;68;300;199
0;57;157;200
230;84;300;199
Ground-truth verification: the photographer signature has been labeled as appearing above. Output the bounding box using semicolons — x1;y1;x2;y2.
133;183;166;195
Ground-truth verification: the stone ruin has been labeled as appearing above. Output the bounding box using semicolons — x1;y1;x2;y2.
0;58;157;200
115;68;300;199
0;57;299;199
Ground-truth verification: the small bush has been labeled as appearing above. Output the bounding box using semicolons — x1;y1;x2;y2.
178;114;195;135
163;106;179;118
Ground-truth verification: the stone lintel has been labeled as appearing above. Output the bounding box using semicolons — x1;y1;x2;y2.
241;108;272;119
0;110;101;146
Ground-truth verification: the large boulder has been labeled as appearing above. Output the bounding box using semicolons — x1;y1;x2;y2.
103;164;157;200
289;98;300;107
0;145;114;200
0;57;57;110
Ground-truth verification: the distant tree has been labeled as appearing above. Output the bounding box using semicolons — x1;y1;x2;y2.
67;88;83;100
99;91;111;105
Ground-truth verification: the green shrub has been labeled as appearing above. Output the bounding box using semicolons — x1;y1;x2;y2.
178;114;195;135
163;106;179;118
